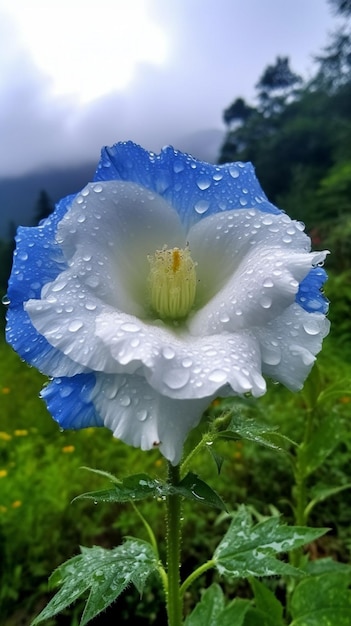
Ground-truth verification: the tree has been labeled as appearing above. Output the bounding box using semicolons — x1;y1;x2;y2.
328;0;351;16
255;56;302;115
33;190;53;225
223;97;255;127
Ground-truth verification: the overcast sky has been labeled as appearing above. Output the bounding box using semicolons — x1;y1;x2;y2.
0;0;340;178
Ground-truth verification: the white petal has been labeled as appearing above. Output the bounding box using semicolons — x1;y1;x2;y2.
188;208;327;335
91;372;212;464
256;303;330;390
95;311;266;399
25;180;187;373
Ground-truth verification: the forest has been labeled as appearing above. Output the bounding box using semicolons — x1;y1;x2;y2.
1;1;351;624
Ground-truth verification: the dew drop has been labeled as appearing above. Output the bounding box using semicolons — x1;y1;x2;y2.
196;177;211;190
137;409;148;422
260;295;272;309
194;200;210;214
120;322;140;333
68;320;83;332
229;166;239;178
303;319;321;335
162;346;176;360
208;369;227;383
93;184;103;193
2;294;10;306
119;394;131;407
219;312;230;323
263;278;274;288
163;368;190;390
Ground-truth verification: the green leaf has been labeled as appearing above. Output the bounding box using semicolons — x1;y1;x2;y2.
249;578;284;625
31;539;159;625
184;584;250;626
290;570;351;625
214;506;327;580
300;415;344;476
305;483;351;518
218;414;294;451
74;473;165;504
184;584;225;625
75;471;226;511
175;472;227;511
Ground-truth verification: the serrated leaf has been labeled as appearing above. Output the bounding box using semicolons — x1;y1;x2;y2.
214;506;327;580
218;414;294;451
300;415;344;476
175;472;227;511
290;570;351;625
31;539;159;625
250;578;284;624
184;584;250;626
74;473;165;504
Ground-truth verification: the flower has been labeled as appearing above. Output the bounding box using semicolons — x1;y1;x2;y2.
5;142;329;464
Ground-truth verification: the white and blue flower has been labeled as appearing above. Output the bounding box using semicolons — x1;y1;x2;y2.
5;142;329;463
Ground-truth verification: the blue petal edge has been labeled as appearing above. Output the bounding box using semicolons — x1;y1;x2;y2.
94;141;281;228
41;374;103;429
296;267;329;314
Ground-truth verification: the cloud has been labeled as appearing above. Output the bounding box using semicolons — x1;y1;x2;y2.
0;0;333;177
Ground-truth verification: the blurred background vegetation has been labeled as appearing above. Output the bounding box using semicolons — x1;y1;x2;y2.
1;0;351;624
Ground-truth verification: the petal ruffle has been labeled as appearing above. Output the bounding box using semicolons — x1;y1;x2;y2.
256;303;330;390
94;142;281;231
91;372;214;464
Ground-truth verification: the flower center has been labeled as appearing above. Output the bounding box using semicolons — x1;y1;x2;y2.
148;245;197;320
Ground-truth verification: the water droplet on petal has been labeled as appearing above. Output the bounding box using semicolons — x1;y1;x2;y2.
162;346;176;360
137;409;148;422
303;319;321;335
120;322;140;333
208;369;227;384
119;394;131;407
163;368;190;390
2;294;10;306
194;200;210;214
229;166;239;178
263;278;274;288
196;177;211;190
93;184;103;193
219;312;230;323
68;320;83;332
260;295;272;309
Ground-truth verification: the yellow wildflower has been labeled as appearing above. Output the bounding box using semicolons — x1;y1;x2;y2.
11;500;22;508
14;429;28;437
62;445;75;453
0;432;12;441
1;387;10;394
0;506;7;514
0;470;8;478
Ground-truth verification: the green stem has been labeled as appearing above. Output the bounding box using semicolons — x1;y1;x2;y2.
166;462;183;626
179;559;215;598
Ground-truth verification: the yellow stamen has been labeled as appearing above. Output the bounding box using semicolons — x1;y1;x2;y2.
148;245;197;320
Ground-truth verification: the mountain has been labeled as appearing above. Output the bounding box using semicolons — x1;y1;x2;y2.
0;129;224;240
0;163;95;240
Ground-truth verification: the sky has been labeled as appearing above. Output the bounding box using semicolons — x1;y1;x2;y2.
0;0;341;179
